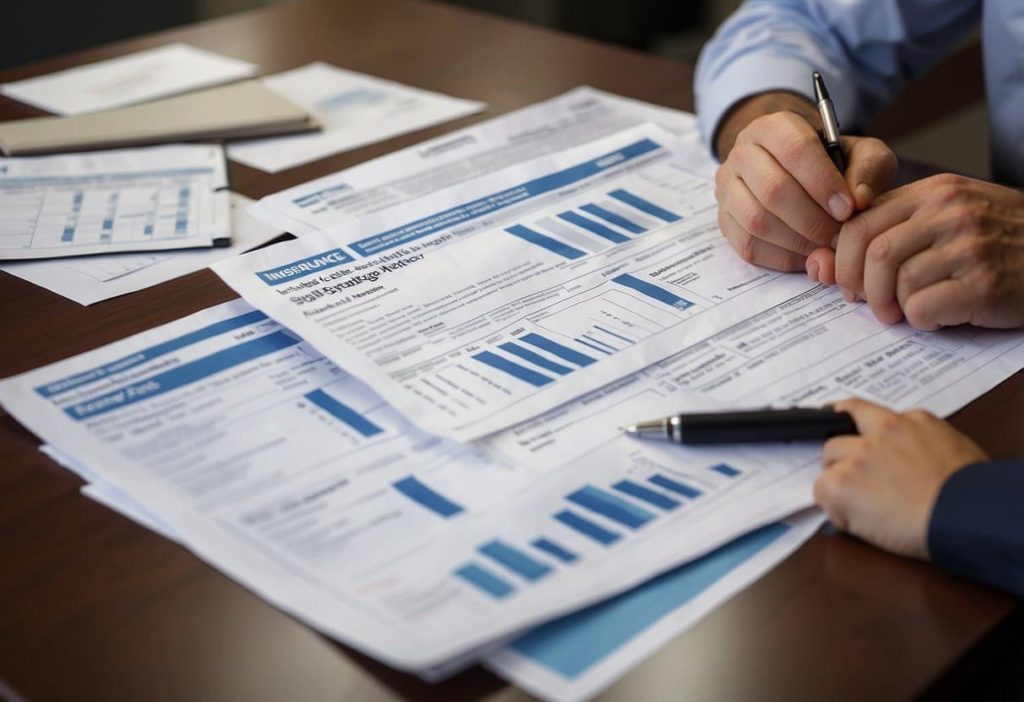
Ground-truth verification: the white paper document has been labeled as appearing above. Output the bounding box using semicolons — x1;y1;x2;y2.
0;44;258;115
3;274;1022;673
486;511;824;702
0;299;822;672
0;144;230;260
247;86;700;236
2;192;280;305
216;124;812;440
226;63;485;173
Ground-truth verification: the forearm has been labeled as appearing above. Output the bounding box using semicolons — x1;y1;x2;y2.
928;460;1024;597
713;90;818;159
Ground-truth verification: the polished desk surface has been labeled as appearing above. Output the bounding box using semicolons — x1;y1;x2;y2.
0;1;1020;700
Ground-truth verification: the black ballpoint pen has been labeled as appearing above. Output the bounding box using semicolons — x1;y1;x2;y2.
813;71;846;174
624;407;857;445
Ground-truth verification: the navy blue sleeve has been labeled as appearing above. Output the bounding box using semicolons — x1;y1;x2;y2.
928;460;1024;597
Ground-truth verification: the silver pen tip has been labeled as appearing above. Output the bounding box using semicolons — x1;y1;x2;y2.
624;424;639;437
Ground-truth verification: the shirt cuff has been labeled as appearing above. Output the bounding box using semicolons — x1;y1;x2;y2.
695;51;857;158
928;460;1024;596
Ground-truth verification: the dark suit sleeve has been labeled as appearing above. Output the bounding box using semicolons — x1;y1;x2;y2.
928;460;1024;597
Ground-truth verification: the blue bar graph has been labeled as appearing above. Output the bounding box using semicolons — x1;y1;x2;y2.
144;224;154;236
609;188;681;222
612;480;680;510
649;474;703;499
61;226;75;242
580;203;647;234
520;333;596;367
498;342;573;376
472;351;554;387
575;337;612;355
555;510;620;545
506;224;586;260
593;325;634;344
531;538;578;563
558;211;630;244
455;563;515;598
567;485;654;529
480;540;553;581
304;389;384;437
711;463;741;478
393;476;464;518
612;273;693;310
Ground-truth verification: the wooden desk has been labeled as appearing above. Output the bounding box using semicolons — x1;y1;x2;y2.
0;1;1019;699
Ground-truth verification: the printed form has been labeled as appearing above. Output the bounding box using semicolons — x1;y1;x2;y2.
216;124;817;440
247;86;701;235
1;193;280;304
0;144;230;260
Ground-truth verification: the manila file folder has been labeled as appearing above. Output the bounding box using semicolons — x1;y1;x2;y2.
0;80;318;155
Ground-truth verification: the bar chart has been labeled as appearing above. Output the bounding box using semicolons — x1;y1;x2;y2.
452;463;745;599
469;331;598;388
503;186;682;261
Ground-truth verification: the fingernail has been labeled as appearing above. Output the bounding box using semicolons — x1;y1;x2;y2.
828;193;853;221
806;260;820;282
840;286;855;302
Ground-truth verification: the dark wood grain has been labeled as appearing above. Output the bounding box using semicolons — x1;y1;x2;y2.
0;2;1019;700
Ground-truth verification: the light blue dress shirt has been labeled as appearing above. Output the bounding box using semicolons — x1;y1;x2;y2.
695;0;1024;185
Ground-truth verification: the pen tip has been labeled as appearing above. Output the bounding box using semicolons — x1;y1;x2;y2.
624;425;638;436
813;71;821;81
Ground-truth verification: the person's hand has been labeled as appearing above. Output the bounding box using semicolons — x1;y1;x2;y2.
814;397;988;559
825;173;1024;330
713;92;897;278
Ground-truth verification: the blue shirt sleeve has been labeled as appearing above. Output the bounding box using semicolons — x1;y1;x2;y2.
694;0;981;152
928;460;1024;597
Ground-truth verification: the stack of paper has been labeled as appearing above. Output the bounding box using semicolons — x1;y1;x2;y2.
4;90;1024;702
0;144;230;260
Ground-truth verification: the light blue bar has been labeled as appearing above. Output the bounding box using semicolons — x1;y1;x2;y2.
612;480;680;510
393;476;464;518
649;474;703;499
580;203;647;233
612;273;693;310
472;351;554;387
609;188;680;222
455;563;515;599
508;523;790;678
593;325;634;344
555;510;620;545
712;463;741;478
61;226;74;242
505;224;587;260
498;342;573;376
304;389;383;437
575;337;612;355
567;485;655;529
531;538;578;563
558;211;630;244
480;540;553;581
520;333;595;367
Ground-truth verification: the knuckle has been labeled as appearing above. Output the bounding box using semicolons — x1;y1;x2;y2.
906;408;936;423
804;213;838;246
736;232;758;263
760;174;787;208
741;205;772;238
951;204;982;232
896;263;917;291
866;233;891;262
903;295;935;329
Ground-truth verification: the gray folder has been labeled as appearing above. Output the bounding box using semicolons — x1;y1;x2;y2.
0;80;318;155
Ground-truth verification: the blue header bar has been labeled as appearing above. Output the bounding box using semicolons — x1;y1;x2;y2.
256;248;355;286
36;310;269;399
350;138;664;256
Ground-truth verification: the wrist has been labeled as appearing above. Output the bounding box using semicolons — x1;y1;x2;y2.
713;91;819;159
